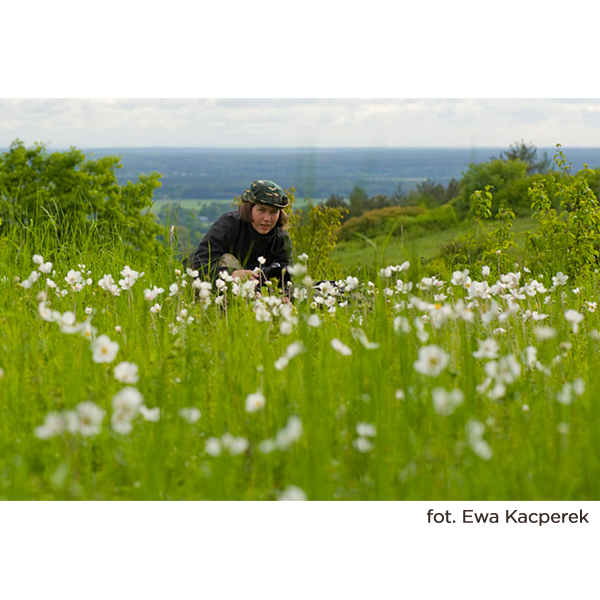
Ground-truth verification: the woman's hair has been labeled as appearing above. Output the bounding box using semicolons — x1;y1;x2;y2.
238;202;289;228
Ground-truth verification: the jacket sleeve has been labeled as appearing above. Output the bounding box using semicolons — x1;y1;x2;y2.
190;214;238;280
271;229;293;268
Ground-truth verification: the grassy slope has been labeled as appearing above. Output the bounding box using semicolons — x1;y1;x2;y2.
330;216;538;278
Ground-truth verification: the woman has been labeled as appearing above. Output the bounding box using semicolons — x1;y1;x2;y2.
190;180;293;285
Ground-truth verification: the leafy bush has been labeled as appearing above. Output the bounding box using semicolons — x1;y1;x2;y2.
337;204;458;243
526;146;600;281
454;159;529;217
0;140;163;256
288;193;347;279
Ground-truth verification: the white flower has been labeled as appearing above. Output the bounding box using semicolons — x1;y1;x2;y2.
150;303;161;314
395;389;405;400
186;267;199;278
413;345;449;377
139;405;161;422
33;254;44;265
557;422;570;435
287;264;307;277
472;338;499;360
67;401;106;437
257;256;266;265
205;437;222;457
144;286;164;301
274;356;290;371
585;301;597;312
65;270;83;286
221;433;249;456
112;387;144;418
351;328;379;349
535;326;557;341
353;437;373;452
39;261;53;274
34;412;66;440
245;391;266;413
432;387;464;416
307;314;321;328
80;321;97;341
565;309;584;333
91;334;119;363
552;272;568;287
280;321;293;335
278;485;307;501
258;438;278;454
466;419;493;461
285;341;305;359
113;361;140;384
451;269;471;286
275;416;303;450
356;422;376;437
557;383;573;406
169;283;179;296
111;410;134;435
331;338;352;356
179;407;201;424
481;265;490;278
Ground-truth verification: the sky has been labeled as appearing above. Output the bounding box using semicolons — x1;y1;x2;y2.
2;98;600;149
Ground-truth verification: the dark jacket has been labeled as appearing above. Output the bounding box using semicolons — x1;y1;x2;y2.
190;211;293;280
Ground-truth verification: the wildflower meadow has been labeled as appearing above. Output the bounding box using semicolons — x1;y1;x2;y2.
2;226;600;501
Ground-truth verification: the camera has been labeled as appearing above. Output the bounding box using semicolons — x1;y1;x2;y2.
258;262;292;289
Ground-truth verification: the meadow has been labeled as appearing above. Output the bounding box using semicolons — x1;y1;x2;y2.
1;221;599;501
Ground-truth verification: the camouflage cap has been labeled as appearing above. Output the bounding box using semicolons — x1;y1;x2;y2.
241;180;289;208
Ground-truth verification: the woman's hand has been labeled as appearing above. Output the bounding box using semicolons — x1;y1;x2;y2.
231;269;258;281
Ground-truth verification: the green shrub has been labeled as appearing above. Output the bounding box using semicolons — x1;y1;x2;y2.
0;140;163;257
337;204;458;243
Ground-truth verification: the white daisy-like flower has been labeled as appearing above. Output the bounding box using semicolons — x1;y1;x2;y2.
179;407;201;424
413;345;449;377
245;391;266;413
331;338;352;356
356;422;376;437
552;272;568;287
564;309;584;333
432;387;464;416
278;485;307;501
113;361;140;384
91;334;119;363
67;401;106;437
353;437;373;452
472;338;499;360
112;387;144;418
34;411;66;440
307;314;321;328
205;437;222;457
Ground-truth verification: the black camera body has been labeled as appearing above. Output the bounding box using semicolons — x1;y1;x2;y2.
259;262;292;289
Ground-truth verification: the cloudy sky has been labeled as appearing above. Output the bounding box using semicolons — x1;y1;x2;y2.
2;98;600;149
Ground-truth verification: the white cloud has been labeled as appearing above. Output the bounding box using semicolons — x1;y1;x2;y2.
2;98;600;148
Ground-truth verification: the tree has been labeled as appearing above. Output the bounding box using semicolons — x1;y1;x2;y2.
324;193;347;207
0;140;162;255
455;158;529;216
348;186;369;218
497;140;551;174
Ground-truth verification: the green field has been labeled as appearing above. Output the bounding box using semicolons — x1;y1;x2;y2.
1;214;599;500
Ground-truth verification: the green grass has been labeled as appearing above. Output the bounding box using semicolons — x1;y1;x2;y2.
331;216;539;278
1;216;599;501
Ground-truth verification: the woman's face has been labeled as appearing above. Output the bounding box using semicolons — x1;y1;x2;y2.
251;203;280;234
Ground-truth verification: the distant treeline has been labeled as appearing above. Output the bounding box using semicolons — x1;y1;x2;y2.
154;142;600;249
83;146;600;201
